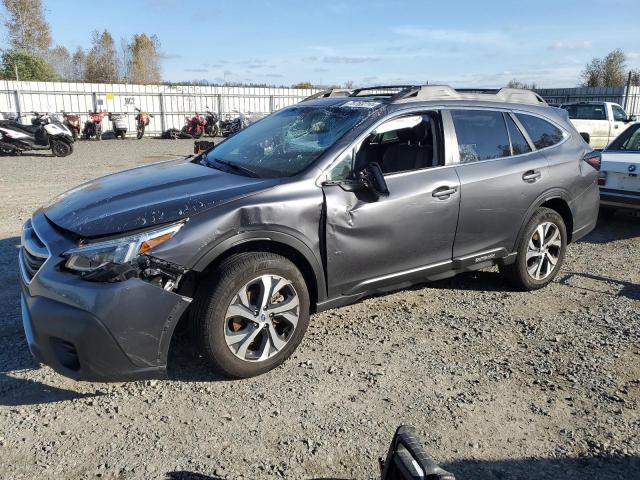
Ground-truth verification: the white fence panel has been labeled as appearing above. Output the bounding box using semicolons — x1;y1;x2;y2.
0;80;321;137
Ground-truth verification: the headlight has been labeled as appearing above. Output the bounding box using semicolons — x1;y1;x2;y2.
64;223;183;273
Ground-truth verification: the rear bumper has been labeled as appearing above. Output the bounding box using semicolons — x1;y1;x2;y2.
19;212;192;382
600;188;640;210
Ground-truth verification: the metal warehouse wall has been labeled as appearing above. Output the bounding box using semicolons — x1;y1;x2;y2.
536;86;640;115
0;80;322;136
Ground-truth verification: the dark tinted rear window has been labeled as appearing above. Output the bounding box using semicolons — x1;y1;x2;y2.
451;110;510;163
562;104;606;120
515;114;564;149
506;115;532;155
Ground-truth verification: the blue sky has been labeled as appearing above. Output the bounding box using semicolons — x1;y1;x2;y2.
5;0;640;87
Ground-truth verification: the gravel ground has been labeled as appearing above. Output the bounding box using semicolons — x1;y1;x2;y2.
0;138;638;480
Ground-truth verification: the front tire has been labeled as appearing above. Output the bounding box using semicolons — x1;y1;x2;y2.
136;125;145;139
500;207;567;290
51;140;72;157
191;252;310;378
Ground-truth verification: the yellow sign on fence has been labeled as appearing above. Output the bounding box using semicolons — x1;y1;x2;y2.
106;93;114;100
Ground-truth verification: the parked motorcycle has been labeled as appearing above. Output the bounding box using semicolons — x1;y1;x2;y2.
0;111;74;157
203;109;219;137
83;111;107;140
109;112;128;139
135;108;154;139
181;113;206;138
220;110;249;137
61;111;81;141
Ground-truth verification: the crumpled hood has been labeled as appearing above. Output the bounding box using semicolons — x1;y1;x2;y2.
43;157;277;237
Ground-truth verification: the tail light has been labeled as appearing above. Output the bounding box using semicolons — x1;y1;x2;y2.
583;151;601;171
598;171;607;186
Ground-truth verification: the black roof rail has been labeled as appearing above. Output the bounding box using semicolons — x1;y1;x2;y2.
350;85;417;97
302;88;352;101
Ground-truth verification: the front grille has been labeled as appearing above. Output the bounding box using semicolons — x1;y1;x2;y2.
20;219;50;282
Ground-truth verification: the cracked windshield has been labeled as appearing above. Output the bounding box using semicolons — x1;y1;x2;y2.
202;103;375;177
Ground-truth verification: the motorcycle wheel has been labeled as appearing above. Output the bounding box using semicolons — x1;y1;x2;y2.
96;125;102;141
52;140;72;157
119;130;126;139
210;125;219;137
137;125;145;140
194;130;203;139
71;130;78;141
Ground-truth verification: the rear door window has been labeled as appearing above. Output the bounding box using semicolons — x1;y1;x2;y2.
562;104;606;120
515;113;564;149
451;110;510;163
505;114;532;155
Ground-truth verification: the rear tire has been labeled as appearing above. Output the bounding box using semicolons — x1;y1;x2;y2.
136;125;145;139
191;252;310;379
500;207;567;291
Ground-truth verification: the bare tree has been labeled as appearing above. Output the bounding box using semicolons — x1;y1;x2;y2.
2;0;51;53
46;45;73;80
70;47;86;82
506;79;538;90
581;49;628;87
119;37;132;83
84;30;119;83
128;34;161;84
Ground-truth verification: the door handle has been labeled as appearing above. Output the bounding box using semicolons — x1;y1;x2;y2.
522;170;542;182
432;186;457;199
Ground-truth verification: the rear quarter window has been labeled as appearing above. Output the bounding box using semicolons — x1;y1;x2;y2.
515;113;565;149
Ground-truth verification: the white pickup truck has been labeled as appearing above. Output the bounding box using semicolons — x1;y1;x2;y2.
560;101;637;149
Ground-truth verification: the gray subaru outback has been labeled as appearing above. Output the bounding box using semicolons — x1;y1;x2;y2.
19;86;600;380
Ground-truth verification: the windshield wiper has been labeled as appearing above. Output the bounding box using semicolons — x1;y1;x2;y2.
211;157;260;178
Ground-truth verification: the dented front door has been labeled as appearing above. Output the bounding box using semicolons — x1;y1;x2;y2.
323;168;460;297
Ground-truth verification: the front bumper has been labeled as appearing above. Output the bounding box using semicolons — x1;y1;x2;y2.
19;212;192;381
600;188;640;210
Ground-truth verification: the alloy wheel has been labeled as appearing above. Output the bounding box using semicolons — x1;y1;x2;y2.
224;274;300;362
526;221;562;280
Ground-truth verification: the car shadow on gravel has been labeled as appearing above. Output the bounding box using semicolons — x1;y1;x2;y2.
442;454;640;480
165;472;223;480
165;332;228;383
0;236;101;406
582;211;640;244
558;271;640;301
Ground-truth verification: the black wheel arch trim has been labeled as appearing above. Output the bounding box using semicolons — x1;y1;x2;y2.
191;229;327;304
513;188;574;252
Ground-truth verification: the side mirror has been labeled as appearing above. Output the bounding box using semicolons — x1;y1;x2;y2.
627;115;638;123
381;425;455;480
194;140;215;154
328;162;389;199
361;162;389;199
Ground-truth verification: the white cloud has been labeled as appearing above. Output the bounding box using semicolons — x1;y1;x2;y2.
391;26;509;46
628;52;640;60
549;41;592;50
